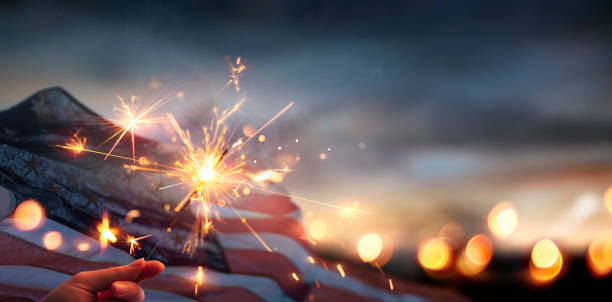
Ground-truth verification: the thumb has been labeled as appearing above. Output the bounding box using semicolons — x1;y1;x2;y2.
71;259;146;292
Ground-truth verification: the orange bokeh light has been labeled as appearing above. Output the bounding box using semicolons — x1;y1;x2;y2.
586;237;612;277
42;231;63;250
13;200;45;231
308;218;327;240
530;239;563;283
457;234;493;276
487;201;518;238
418;238;452;271
357;233;383;262
466;234;493;266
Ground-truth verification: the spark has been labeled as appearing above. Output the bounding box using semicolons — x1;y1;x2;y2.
389;278;394;291
291;272;300;281
100;95;169;163
337;264;346;278
126;234;152;256
97;211;117;251
194;266;204;295
224;56;247;92
64;132;86;154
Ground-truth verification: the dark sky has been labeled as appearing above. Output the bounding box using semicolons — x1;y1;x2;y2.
2;0;612;253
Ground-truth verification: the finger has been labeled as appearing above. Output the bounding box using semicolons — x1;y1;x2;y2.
136;260;165;282
112;281;145;302
72;258;145;292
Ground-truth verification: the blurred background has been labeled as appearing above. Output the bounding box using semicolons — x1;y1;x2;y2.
2;0;612;299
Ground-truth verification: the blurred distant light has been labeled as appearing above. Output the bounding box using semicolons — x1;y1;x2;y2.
42;231;63;250
124;209;140;223
530;239;563;283
604;187;612;215
258;134;266;143
457;234;493;277
77;242;91;252
358;142;366;150
242;125;255;137
418;238;452;271
587;237;612;277
439;222;465;248
487;201;518;238
320;153;327;160
308;218;327;240
13;200;46;231
465;234;493;266
176;91;184;99
357;233;383;262
531;239;560;269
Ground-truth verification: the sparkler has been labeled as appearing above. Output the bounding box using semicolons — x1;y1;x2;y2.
126;234;152;256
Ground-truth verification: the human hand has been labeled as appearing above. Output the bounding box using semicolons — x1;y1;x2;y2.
41;259;165;302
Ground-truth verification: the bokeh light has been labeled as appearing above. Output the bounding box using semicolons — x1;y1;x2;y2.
586;236;612;277
604;187;612;215
42;231;63;250
76;242;91;252
308;218;327;240
466;234;493;266
530;239;563;283
418;238;452;271
531;239;560;269
487;201;518;238
13;199;45;231
357;233;383;262
457;234;493;277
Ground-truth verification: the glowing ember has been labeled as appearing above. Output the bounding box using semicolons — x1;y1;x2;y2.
224;56;246;92
487;201;518;238
97;211;117;251
13;199;45;231
194;266;204;295
357;233;383;262
418;238;452;271
291;272;300;281
337;264;346;278
388;278;394;291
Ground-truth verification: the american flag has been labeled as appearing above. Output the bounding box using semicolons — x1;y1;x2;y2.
0;88;467;302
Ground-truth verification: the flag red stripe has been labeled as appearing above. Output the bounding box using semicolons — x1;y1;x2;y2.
215;217;311;249
224;249;311;300
232;193;299;216
0;284;46;301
